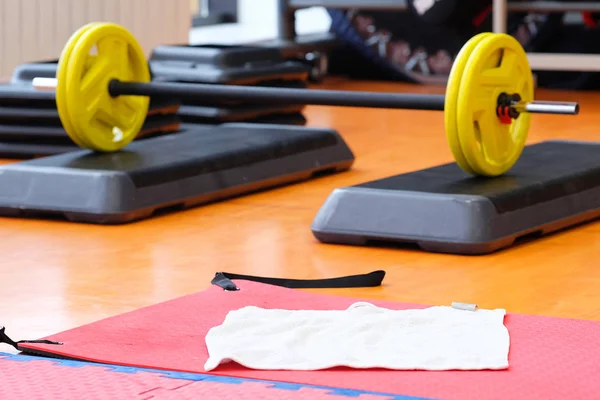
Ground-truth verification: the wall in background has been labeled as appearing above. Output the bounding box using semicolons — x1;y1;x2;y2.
0;0;192;77
190;0;331;44
191;0;237;27
0;0;330;77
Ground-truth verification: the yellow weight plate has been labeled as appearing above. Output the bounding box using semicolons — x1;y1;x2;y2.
444;32;492;176
457;33;534;177
56;22;100;149
63;22;151;152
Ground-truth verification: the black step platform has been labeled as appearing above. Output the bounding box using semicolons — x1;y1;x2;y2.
0;113;181;159
147;45;309;125
10;60;58;84
311;140;600;255
0;123;354;224
149;44;309;84
0;81;181;158
0;113;180;142
177;103;303;123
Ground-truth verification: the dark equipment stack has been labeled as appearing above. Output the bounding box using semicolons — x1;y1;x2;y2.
148;43;311;126
0;54;355;225
0;61;181;159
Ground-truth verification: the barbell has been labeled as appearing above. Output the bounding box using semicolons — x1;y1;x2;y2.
32;22;579;177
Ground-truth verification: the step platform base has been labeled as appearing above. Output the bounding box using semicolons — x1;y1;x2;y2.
311;140;600;255
0;123;354;224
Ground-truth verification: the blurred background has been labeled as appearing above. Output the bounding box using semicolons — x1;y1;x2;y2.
3;0;600;88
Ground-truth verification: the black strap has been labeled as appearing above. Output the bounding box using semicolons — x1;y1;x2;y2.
211;270;386;291
0;326;62;351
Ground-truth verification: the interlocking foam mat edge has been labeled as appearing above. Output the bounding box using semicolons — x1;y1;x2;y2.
0;352;427;400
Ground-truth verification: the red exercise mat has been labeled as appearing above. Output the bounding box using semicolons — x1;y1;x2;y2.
17;280;600;400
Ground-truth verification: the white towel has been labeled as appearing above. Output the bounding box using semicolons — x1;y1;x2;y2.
203;302;510;372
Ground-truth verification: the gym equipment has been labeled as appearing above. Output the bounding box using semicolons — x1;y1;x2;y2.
0;82;179;113
150;45;308;124
7;60;304;127
248;112;307;125
0;87;179;128
0;123;353;224
177;104;303;123
15;279;600;399
149;44;309;85
155;80;306;125
150;41;326;83
0;115;178;141
0;143;81;159
171;79;308;105
0;118;179;159
0;83;180;158
0;106;179;130
10;60;61;85
311;140;600;255
0;116;180;158
0;118;182;159
33;22;578;177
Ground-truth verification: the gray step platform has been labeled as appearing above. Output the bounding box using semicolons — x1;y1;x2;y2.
311;140;600;255
0;123;354;224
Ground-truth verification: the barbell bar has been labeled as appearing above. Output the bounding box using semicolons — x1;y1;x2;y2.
31;22;580;177
34;77;578;115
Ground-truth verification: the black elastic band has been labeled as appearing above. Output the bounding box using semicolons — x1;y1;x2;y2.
0;326;62;351
211;270;385;291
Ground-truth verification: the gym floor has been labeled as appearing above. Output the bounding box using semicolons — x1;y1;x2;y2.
0;77;598;347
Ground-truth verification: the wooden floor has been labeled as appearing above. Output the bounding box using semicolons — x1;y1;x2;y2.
1;79;599;350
